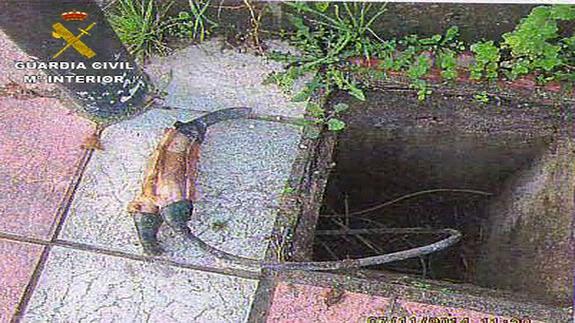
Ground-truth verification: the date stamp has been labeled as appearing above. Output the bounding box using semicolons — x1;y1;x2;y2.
366;317;532;323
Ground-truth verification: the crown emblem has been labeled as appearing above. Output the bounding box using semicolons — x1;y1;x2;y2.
61;11;88;21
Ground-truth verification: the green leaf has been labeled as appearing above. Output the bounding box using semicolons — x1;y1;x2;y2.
307;102;325;118
315;2;330;13
333;103;349;113
347;86;366;101
292;88;311;102
550;5;575;20
442;26;460;44
327;118;346;131
419;34;442;45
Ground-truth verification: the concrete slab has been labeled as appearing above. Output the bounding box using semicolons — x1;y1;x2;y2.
144;40;306;118
0;239;43;323
393;300;544;323
0;97;94;239
266;282;392;322
60;108;301;270
22;246;257;323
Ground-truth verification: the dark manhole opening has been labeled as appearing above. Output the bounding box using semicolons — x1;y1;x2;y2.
313;91;573;307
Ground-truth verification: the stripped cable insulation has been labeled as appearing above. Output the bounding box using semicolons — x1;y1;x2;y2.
128;107;465;272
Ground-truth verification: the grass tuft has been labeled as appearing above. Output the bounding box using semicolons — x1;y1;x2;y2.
108;0;173;61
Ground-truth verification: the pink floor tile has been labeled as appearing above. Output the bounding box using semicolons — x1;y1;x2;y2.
395;300;543;323
0;97;94;239
0;238;43;322
267;283;391;323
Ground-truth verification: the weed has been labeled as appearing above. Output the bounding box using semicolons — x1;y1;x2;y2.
501;5;575;80
407;54;432;101
470;41;500;81
297;102;349;138
108;0;173;61
166;0;218;42
242;0;268;52
474;91;490;104
265;2;387;131
436;49;458;80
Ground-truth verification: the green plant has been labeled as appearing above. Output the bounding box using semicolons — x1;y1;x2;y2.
297;102;349;138
108;0;173;61
402;26;464;52
265;2;387;131
166;0;218;42
266;2;387;101
501;5;575;80
382;26;464;99
407;54;432;101
282;186;296;194
474;91;490;104
470;41;500;81
436;49;458;80
264;3;574;129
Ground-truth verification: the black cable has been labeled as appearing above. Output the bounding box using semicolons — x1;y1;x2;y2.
174;225;461;272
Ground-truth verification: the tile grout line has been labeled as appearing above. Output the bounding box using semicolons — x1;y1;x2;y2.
10;144;95;323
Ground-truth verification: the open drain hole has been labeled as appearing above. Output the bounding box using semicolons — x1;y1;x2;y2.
312;91;573;307
316;187;491;282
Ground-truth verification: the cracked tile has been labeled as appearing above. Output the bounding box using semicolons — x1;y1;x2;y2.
144;39;307;118
60;108;301;270
267;283;391;322
0;239;43;322
0;98;95;239
23;246;257;323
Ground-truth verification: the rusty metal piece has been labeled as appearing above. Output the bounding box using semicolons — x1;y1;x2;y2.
128;128;200;214
127;128;200;255
128;107;252;255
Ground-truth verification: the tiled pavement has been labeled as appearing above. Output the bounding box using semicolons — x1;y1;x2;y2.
0;34;305;322
23;247;257;322
0;35;569;322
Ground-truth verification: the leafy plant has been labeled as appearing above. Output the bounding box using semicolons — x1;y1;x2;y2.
470;41;500;81
297;102;349;138
265;2;387;131
327;103;349;131
266;3;387;99
474;91;490;104
436;49;458;80
407;54;432;101
381;26;464;98
501;5;575;79
402;26;464;52
166;0;218;42
108;0;173;61
263;3;574;132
